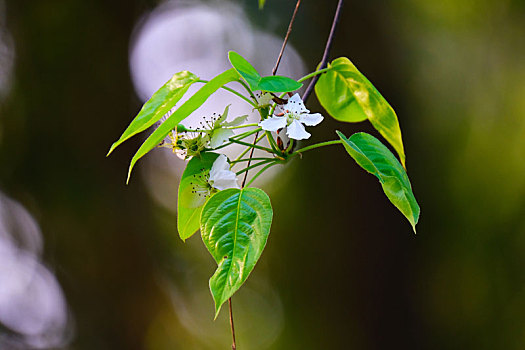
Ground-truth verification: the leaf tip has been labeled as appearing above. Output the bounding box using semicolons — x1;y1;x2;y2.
126;162;135;185
106;143;117;157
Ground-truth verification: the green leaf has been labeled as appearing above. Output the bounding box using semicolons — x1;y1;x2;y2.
177;152;220;241
107;71;199;156
126;68;239;183
337;131;419;232
200;187;273;317
258;76;303;93
258;0;266;9
228;51;261;91
316;57;406;167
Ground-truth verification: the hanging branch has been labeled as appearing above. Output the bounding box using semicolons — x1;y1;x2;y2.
241;0;303;188
302;0;344;102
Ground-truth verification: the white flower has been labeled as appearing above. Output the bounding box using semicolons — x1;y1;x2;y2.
207;105;248;148
208;154;240;190
258;93;323;140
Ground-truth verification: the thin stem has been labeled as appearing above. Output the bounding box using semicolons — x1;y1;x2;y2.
232;133;266;164
297;67;332;83
302;0;344;102
292;140;342;155
272;0;302;75
232;127;262;139
226;123;259;130
212;128;262;151
229;138;274;153
230;157;275;164
265;131;280;154
236;159;276;176
228;298;237;350
246;162;280;187
197;80;256;107
237;79;258;103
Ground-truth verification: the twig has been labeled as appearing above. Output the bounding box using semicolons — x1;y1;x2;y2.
234;2;304;346
241;0;302;189
272;0;302;76
229;298;237;350
302;0;344;102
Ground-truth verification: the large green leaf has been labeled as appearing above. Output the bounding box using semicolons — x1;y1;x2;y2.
258;76;303;93
228;51;302;93
316;57;406;167
107;71;199;156
178;152;219;241
228;51;261;91
126;69;239;183
200;187;273;317
337;131;419;232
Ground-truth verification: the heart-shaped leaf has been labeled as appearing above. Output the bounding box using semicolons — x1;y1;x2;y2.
200;187;273;317
228;51;261;91
317;57;406;167
337;131;419;232
178;152;220;241
126;68;239;182
107;71;199;156
258;76;303;93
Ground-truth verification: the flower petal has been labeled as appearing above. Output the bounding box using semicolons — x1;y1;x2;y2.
300;112;324;126
209;154;229;181
286;119;311;140
209;128;234;148
211;170;240;190
285;93;309;114
223;114;248;127
259;116;288;131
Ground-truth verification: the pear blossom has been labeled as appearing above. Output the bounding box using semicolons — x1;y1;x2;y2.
258;93;323;140
208;154;240;190
205;105;248;148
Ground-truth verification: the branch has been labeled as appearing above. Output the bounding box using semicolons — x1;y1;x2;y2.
302;0;344;102
242;0;302;188
272;0;302;76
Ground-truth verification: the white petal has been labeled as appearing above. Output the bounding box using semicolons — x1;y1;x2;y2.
223;114;248;127
211;170;240;190
259;116;288;131
216;104;230;124
209;154;229;180
300;112;324;126
285;93;309;114
286;119;311;140
209;128;234;148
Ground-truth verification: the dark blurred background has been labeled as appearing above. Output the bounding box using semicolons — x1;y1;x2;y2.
1;0;524;349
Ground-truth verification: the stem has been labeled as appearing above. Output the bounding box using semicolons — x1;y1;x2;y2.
292;140;342;155
297;67;332;83
233;1;303;345
237;79;258;103
302;0;344;102
197;80;256;107
236;159;276;176
246;162;280;187
228;298;237;350
226;123;259;130
232;133;266;164
272;0;302;75
265;131;280;154
231;127;262;140
212;128;262;151
229;138;274;153
230;157;274;164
